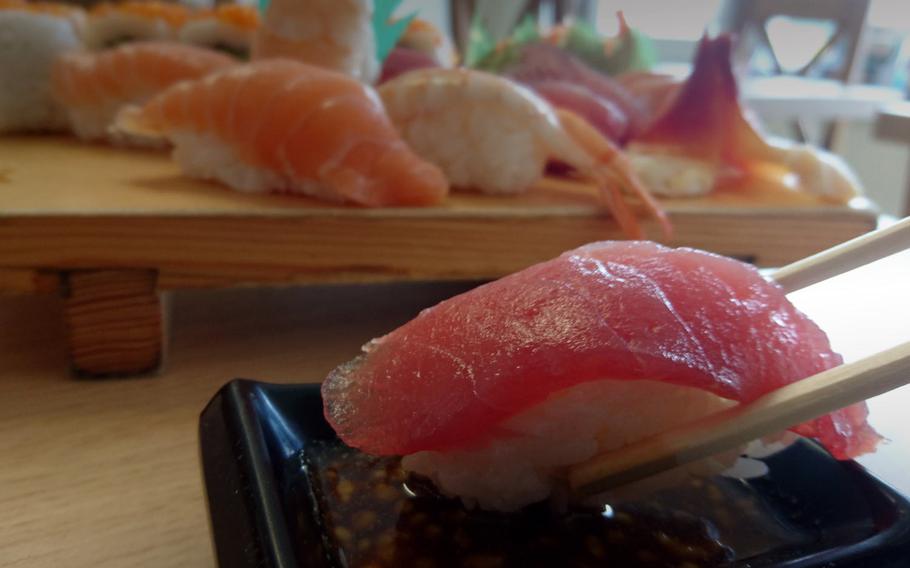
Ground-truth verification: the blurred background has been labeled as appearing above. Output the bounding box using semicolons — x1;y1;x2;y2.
399;0;910;217
49;0;910;216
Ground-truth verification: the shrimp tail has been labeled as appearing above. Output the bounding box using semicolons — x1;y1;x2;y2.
556;109;672;239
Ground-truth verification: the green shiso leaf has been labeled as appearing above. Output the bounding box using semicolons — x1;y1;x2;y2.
465;10;496;67
471;14;539;71
467;12;657;76
564;18;656;75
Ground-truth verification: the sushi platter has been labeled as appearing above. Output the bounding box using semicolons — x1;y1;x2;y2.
0;0;888;379
0;135;878;376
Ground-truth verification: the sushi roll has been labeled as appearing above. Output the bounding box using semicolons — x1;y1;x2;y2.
178;4;259;59
52;41;234;142
84;1;190;50
252;0;378;83
114;59;448;205
322;241;880;511
0;0;84;133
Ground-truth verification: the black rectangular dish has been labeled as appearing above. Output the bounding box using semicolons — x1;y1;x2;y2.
199;379;910;568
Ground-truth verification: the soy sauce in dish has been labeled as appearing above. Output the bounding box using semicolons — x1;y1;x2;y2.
295;440;813;568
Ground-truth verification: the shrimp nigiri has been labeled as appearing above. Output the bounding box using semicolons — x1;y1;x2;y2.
115;59;448;206
252;0;378;83
378;68;668;238
322;241;879;510
52;41;235;142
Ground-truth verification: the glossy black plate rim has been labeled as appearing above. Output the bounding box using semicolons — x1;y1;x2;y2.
199;379;910;568
200;380;302;568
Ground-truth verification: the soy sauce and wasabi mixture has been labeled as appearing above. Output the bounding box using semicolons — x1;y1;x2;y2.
298;440;812;568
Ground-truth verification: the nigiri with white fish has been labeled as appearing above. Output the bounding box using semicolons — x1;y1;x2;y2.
252;0;378;82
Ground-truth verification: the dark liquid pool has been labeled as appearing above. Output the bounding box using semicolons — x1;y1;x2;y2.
288;440;871;568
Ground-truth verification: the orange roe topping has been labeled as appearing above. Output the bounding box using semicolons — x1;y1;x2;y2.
404;18;443;46
1;0;83;18
212;4;259;29
91;1;189;27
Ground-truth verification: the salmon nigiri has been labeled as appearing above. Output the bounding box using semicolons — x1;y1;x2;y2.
52;41;235;142
323;241;879;510
116;59;449;206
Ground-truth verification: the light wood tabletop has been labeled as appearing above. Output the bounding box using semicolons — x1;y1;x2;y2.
1;249;908;567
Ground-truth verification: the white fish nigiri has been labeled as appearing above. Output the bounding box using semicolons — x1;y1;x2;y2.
252;0;378;83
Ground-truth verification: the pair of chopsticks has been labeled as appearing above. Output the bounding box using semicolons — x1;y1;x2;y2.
570;217;910;498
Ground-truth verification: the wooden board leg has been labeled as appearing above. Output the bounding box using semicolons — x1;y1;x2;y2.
63;269;164;377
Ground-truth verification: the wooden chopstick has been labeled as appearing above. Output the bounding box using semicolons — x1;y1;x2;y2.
569;341;910;497
568;217;910;497
774;216;910;293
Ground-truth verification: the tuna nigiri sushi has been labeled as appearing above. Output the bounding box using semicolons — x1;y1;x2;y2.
116;59;448;206
52;41;235;142
322;241;879;511
0;0;83;133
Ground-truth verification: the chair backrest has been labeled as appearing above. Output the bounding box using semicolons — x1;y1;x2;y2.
719;0;870;83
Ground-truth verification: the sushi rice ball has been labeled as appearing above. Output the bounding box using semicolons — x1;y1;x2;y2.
84;1;189;50
0;0;84;133
178;4;259;59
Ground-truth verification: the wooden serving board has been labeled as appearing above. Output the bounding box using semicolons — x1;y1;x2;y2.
0;136;878;376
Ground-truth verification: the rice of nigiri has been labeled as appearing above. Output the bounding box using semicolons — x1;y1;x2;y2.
84;1;189;50
0;1;84;133
404;379;737;511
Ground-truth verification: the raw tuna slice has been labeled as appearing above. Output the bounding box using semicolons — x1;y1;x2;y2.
503;43;647;138
377;46;439;85
323;241;880;460
528;79;629;143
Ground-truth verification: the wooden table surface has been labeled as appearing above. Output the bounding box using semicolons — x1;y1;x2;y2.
1;250;909;567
